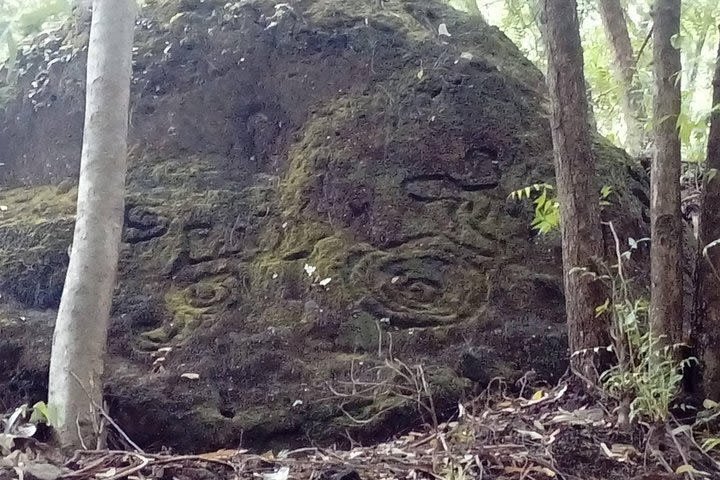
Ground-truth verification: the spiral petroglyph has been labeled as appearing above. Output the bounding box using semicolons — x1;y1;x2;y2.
351;237;492;328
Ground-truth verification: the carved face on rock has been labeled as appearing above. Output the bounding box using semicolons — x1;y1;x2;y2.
255;79;564;336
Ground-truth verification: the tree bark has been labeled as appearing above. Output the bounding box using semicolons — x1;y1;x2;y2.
649;0;683;346
597;0;646;155
695;26;720;400
543;0;610;382
463;0;482;17
47;0;136;449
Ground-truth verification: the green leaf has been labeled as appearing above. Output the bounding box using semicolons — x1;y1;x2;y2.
600;185;613;199
675;464;706;475
701;437;720;452
595;298;610;317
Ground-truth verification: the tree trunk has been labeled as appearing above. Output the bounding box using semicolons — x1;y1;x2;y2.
597;0;646;155
543;0;610;382
649;0;683;346
695;27;720;400
463;0;482;17
47;0;136;449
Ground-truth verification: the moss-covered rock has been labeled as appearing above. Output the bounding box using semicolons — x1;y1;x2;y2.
0;0;648;452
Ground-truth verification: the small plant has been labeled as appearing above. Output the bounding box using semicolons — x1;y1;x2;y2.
599;298;687;423
29;400;56;426
508;183;559;234
589;224;689;424
509;183;614;234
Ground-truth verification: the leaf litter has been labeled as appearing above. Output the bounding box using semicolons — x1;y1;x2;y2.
2;382;720;480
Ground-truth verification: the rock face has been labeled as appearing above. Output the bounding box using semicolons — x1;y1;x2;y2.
0;0;649;451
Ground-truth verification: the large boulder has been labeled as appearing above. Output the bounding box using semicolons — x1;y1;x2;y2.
0;0;649;451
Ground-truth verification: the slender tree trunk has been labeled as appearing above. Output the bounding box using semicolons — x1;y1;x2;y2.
597;0;646;155
685;20;711;108
543;0;610;382
695;27;720;400
463;0;482;17
687;27;708;90
649;0;683;346
48;0;136;449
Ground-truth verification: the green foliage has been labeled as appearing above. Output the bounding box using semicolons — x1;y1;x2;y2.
471;0;717;162
593;230;688;424
509;183;614;235
0;0;71;104
28;400;56;426
600;300;688;423
509;183;559;234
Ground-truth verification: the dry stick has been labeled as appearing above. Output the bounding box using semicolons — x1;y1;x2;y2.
66;451;241;479
702;241;720;283
60;456;109;478
418;365;439;430
672;416;720;471
667;424;696;480
635;25;654;69
147;454;239;472
69;372;144;454
103;454;150;480
382;360;436;427
376;319;383;358
74;414;88;451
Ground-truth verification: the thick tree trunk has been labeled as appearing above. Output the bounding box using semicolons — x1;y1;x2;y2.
696;27;720;400
649;0;683;346
48;0;136;449
597;0;646;155
543;0;610;382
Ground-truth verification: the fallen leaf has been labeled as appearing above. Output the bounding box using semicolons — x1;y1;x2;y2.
199;449;243;461
516;429;544;441
168;12;186;25
600;442;614;459
504;466;555;477
96;467;118;478
675;463;708;475
262;466;290;480
13;424;36;438
531;390;546;401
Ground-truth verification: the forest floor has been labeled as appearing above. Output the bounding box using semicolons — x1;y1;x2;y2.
2;382;719;480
